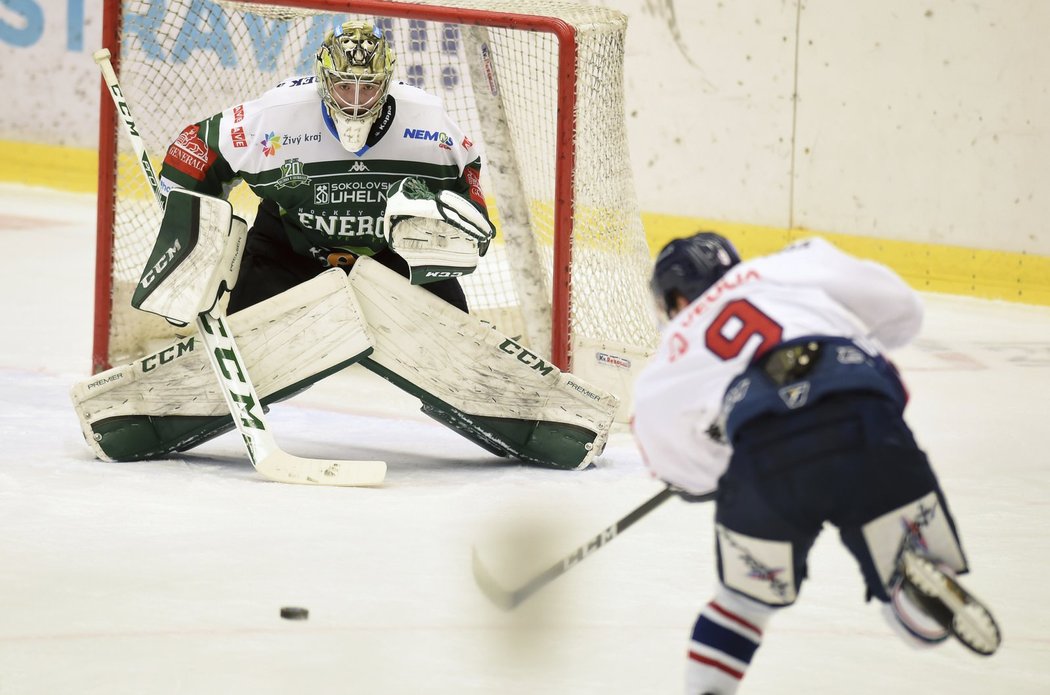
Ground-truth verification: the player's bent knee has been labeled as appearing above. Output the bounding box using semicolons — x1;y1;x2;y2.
716;524;800;606
856;490;968;601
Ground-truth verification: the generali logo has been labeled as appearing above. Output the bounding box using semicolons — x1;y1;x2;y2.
164;124;215;181
464;167;484;206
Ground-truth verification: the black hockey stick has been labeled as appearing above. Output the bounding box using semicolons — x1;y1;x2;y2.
472;485;715;610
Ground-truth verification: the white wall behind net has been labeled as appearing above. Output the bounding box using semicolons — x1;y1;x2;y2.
1;0;1046;255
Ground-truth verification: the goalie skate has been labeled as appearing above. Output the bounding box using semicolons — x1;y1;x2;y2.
897;548;1002;656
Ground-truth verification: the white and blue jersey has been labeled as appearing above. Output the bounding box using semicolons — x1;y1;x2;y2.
631;237;924;495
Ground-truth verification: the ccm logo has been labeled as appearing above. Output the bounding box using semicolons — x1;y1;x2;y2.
140;239;182;289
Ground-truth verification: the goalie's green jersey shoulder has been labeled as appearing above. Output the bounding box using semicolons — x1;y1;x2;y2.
158;77;486;261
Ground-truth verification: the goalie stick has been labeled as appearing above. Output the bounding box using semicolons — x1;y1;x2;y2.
93;48;385;487
472;485;715;610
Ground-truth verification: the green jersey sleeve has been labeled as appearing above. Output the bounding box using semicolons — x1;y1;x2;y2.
158;113;239;199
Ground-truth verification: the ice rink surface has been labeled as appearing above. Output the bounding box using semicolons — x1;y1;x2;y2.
1;183;1048;694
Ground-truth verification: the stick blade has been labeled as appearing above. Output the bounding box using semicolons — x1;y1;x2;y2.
256;454;386;487
471;546;521;611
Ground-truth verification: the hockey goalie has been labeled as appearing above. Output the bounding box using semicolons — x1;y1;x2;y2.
73;20;618;476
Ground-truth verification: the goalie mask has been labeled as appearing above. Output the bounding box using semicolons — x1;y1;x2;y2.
651;231;741;318
315;21;396;152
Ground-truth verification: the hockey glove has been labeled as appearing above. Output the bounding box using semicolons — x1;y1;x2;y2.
435;189;495;255
384;177;495;254
383;177;494;284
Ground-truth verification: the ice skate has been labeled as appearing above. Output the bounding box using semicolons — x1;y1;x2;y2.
898;548;1002;656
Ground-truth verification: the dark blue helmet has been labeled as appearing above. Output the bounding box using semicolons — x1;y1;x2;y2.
651;231;741;316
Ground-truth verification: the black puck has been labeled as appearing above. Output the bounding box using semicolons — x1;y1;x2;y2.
280;606;309;620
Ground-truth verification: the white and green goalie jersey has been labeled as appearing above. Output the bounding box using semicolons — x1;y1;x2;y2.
158;76;489;262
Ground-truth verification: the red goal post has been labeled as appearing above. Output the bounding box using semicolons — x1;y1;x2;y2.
95;0;657;412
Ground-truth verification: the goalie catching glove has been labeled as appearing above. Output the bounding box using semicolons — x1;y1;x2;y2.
383;177;495;285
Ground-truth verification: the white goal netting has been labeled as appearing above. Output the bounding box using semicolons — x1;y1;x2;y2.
98;0;657;406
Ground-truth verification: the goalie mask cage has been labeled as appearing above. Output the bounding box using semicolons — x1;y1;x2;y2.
96;0;658;409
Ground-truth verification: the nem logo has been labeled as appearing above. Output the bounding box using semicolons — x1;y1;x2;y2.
403;128;454;149
261;131;281;157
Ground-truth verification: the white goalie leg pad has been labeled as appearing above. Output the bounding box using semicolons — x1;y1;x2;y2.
347;256;619;469
72;269;373;461
132;189;247;325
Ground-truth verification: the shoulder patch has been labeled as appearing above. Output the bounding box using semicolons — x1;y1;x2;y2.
164;124;217;181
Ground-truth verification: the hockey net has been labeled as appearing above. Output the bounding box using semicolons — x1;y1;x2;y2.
96;0;657;409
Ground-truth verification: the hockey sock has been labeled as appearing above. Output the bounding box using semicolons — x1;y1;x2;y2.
685;587;775;695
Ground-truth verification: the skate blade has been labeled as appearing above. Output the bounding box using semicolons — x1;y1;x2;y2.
902;552;1002;656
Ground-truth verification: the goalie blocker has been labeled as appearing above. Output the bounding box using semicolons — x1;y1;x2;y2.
132;188;247;326
72;258;618;470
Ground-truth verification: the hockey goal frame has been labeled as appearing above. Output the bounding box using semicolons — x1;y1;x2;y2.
95;0;579;375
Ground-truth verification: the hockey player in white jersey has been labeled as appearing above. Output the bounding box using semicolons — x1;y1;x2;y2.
158;19;494;312
632;232;1000;694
